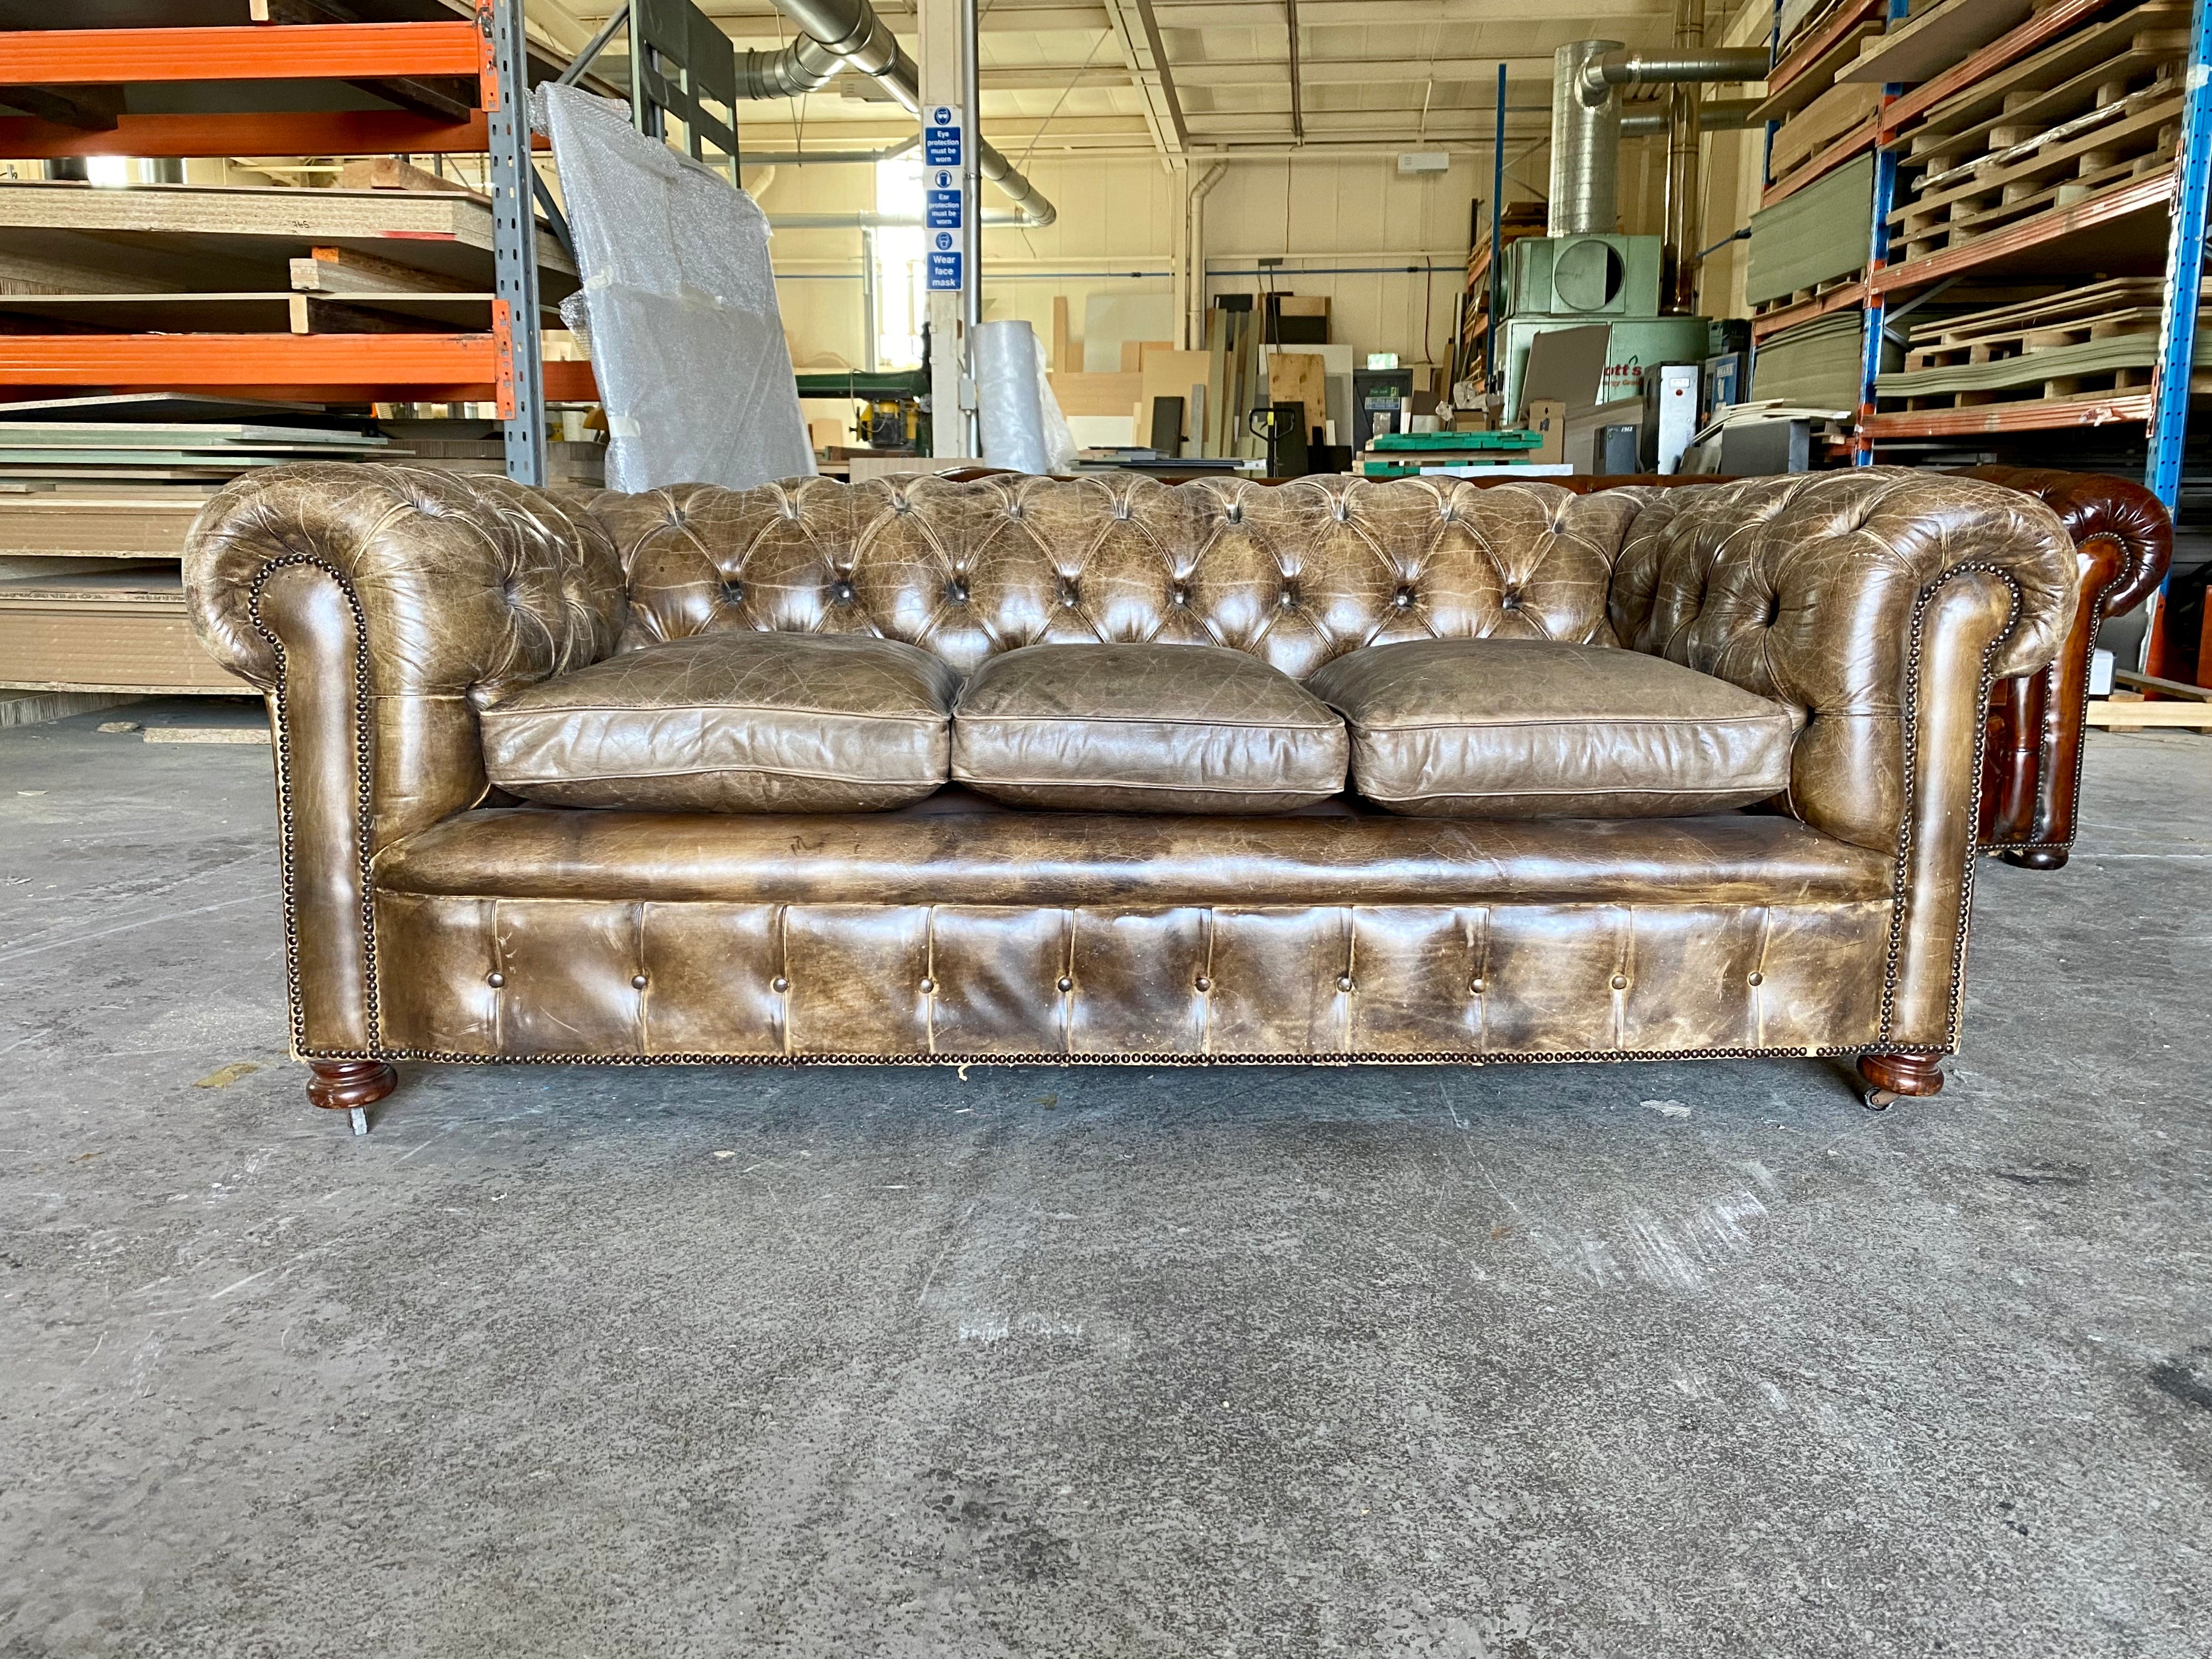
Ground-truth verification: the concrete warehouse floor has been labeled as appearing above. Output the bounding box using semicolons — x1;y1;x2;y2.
2;704;2207;1659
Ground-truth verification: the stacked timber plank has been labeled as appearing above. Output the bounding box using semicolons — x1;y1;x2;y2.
1887;0;2193;262
1757;0;1888;194
0;485;240;696
1875;278;2212;411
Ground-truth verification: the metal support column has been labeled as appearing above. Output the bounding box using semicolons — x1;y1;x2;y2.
2138;0;2211;663
959;0;982;456
1487;62;1504;395
480;0;545;486
1853;0;1910;466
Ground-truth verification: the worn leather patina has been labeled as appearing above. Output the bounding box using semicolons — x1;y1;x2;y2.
482;631;960;812
185;464;2078;1082
1308;637;1798;818
952;641;1348;813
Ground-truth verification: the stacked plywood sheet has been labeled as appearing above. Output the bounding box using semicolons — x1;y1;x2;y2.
1746;155;1878;311
1888;0;2193;262
0;483;240;695
1749;309;1891;409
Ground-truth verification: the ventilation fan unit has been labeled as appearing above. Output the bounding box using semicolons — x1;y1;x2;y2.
1505;234;1663;318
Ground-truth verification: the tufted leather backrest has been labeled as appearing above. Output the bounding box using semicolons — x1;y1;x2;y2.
578;471;1650;680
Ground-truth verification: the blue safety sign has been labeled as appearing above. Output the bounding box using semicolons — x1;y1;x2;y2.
922;106;962;167
925;165;963;230
927;249;963;291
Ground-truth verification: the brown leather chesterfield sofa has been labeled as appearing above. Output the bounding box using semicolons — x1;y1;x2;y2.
184;464;2086;1132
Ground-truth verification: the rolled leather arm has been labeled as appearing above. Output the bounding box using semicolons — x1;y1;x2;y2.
1950;467;2172;856
1610;468;2077;850
1954;466;2172;618
183;463;625;1054
1610;470;2077;1053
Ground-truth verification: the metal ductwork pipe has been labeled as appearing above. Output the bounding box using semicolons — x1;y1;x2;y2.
1549;40;1623;236
731;0;1057;226
1591;46;1770;87
1621;96;1762;134
1548;39;1767;237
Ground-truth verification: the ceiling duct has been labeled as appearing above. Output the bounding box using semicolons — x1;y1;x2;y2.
731;0;1057;227
1548;39;1768;236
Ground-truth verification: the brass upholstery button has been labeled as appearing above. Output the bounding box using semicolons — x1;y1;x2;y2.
1337;974;1355;992
1747;971;1764;986
1610;974;1629;990
831;580;855;603
771;975;789;993
486;971;505;987
919;977;936;993
1171;585;1188;604
1194;975;1212;992
1469;977;1485;993
944;578;969;604
1394;587;1416;608
631;974;648;989
1057;976;1074;992
1501;591;1523;612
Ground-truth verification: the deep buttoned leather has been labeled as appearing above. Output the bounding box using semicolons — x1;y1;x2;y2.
1308;637;1798;818
951;642;1347;812
481;631;959;812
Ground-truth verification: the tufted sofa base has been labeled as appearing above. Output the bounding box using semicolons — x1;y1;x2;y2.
366;891;1895;1063
363;798;1898;1064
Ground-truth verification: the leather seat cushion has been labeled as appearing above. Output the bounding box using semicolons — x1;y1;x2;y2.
951;642;1349;813
479;632;960;812
377;789;1893;907
1307;638;1799;819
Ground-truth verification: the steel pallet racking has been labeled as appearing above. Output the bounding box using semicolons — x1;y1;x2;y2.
0;0;587;484
1751;0;2209;523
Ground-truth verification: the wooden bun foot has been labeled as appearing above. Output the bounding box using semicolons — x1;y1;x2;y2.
2000;847;2068;871
1857;1052;1944;1111
307;1060;397;1134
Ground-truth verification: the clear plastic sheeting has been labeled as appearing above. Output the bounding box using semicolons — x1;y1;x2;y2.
536;84;814;492
974;319;1077;474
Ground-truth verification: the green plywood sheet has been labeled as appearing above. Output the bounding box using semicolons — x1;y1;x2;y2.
1745;155;1878;305
1875;317;2212;396
1751;309;1894;408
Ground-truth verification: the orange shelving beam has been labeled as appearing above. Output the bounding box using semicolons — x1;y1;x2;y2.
0;334;597;405
0;23;483;85
0;111;552;159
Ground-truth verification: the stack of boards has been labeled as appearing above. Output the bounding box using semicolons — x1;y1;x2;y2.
1875;277;2212;411
1357;430;1555;479
0;174;587;700
1885;0;2193;264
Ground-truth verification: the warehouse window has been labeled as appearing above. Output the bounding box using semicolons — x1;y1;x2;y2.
875;153;926;369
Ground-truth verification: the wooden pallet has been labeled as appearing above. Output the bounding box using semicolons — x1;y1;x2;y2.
1903;303;2166;369
1904;276;2172;347
1893;86;2183;260
1753;273;1865;318
1897;0;2192;153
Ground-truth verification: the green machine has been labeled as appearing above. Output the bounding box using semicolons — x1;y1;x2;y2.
1496;232;1719;426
